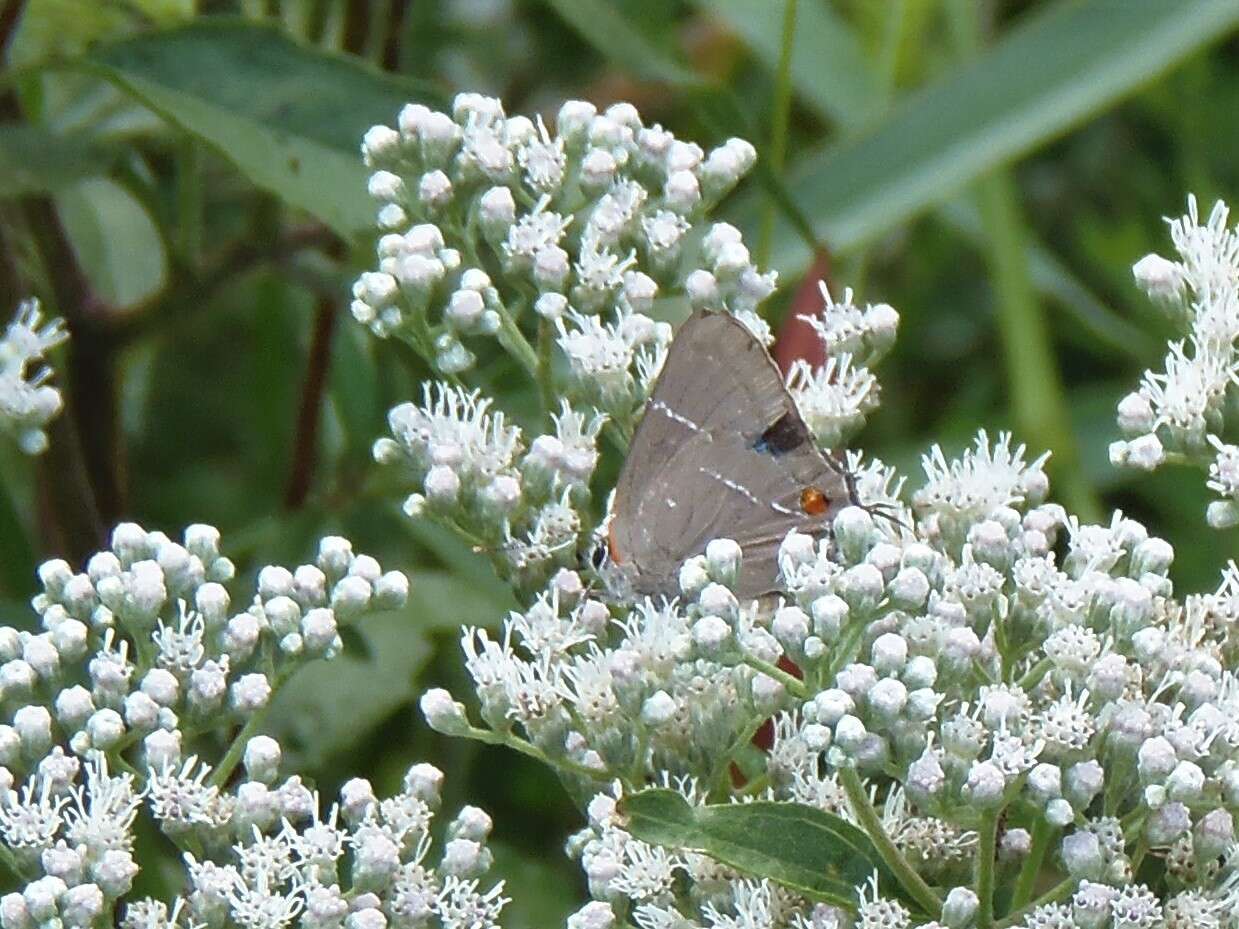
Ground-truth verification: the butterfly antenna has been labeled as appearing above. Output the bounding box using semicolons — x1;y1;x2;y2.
822;452;863;507
863;501;913;532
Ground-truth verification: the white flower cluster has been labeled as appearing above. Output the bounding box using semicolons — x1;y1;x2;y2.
353;93;772;424
431;423;1239;927
417;372;1239;929
787;285;899;449
0;523;424;929
1113;196;1239;527
349;96;1239;928
1;749;506;929
0;299;68;455
373;386;604;595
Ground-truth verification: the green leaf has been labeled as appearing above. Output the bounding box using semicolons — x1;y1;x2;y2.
266;570;509;768
84;19;442;237
0;125;117;198
620;789;893;909
704;0;1146;356
737;0;1239;273
540;0;701;86
936;199;1159;363
266;609;431;770
55;177;168;308
694;0;882;130
487;841;579;929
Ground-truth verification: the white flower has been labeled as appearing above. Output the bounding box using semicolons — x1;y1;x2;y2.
434;876;509;929
147;757;231;831
0;777;66;852
787;355;879;449
503;197;572;266
62;755;142;854
0;298;68;455
915;430;1050;534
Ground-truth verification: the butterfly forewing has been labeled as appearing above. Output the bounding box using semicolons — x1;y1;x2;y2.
610;310;849;599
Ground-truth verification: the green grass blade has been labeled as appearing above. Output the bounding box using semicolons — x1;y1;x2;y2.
732;0;1239;270
937;199;1160;362
540;0;702;86
695;0;881;131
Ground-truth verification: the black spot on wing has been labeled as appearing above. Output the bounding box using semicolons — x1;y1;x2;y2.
753;411;809;457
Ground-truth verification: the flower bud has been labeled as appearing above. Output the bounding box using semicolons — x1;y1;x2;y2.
1137;736;1177;783
962;761;1006;808
1194;807;1234;860
871;633;908;676
772;606;810;654
837;564;883;614
887;567;929;610
810;595;848;641
705;538;742;587
1062;830;1105;880
1131;252;1185;303
421;688;469;735
941;888;978;929
640;690;677;728
1145;800;1190;846
1064;760;1105;809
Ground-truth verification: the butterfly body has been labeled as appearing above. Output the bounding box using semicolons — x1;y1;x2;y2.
607;310;850;600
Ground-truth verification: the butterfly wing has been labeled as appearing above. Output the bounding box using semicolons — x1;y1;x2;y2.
609;310;849;599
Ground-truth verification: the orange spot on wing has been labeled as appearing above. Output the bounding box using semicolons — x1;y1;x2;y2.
800;486;829;516
607;521;623;563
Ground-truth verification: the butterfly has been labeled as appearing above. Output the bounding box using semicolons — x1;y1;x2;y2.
604;309;855;600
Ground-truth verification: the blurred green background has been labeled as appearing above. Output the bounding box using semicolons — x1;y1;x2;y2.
0;0;1236;923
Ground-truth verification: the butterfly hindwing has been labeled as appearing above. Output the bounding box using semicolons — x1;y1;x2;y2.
609;310;848;599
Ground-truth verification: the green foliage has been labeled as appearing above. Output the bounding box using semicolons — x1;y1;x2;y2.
0;0;1236;923
86;19;443;236
621;788;899;911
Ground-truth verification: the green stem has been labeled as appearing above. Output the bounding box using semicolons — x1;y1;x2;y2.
461;725;605;782
994;877;1076;929
946;0;1099;523
0;462;34;597
992;601;1011;680
1011;816;1054;910
756;0;798;268
975;808;1000;928
537;316;556;418
876;0;908;101
740;653;807;699
839;766;942;915
735;771;770;798
974;174;1100;522
494;298;539;379
111;752;141;779
1017;657;1053;691
824;619;868;685
209;708;271;788
0;840;27;884
175;137;203;265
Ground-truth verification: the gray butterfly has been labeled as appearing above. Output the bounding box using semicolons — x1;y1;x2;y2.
606;309;853;600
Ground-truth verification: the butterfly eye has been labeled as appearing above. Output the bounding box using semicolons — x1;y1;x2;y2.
800;486;830;516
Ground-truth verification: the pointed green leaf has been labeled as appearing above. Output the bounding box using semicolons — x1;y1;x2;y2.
266;608;430;770
541;0;701;86
0;125;117;197
84;19;442;237
732;0;1239;272
56;177;168;308
694;0;881;130
621;789;898;909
